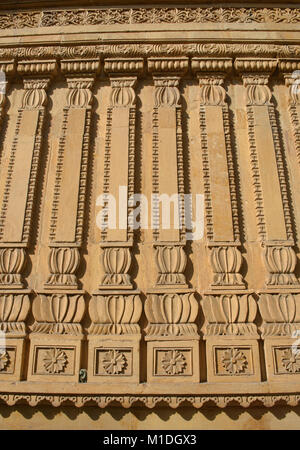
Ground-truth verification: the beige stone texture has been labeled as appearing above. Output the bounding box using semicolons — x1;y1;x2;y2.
0;0;300;430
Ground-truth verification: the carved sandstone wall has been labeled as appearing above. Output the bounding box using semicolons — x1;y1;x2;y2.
0;1;300;429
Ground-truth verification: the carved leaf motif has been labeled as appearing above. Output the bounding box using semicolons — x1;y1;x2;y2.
32;294;85;324
259;293;298;324
102;247;131;286
110;86;135;107
67;88;92;108
47;247;80;286
199;84;226;105
202;294;257;325
22;88;47;108
49;247;80;275
89;294;142;330
246;84;271;105
154;78;180;107
0;294;30;322
264;246;297;274
0;248;25;273
239;294;257;324
278;294;296;323
145;293;198;326
211;246;242;274
221;294;239;323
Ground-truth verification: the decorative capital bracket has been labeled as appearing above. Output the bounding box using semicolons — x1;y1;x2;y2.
61;58;101;77
17;59;58;78
278;59;300;104
191;57;232;78
234;58;277;78
234;59;276;106
148;57;188;77
278;59;300;80
104;58;144;77
0;60;16;108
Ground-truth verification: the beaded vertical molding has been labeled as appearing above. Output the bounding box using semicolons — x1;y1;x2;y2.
29;59;100;382
144;57;200;383
235;58;300;382
0;60;57;381
192;58;260;383
88;58;143;383
279;60;300;168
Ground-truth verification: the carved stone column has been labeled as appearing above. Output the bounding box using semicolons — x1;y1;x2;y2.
0;61;15;123
235;58;300;382
28;59;100;382
279;60;300;168
144;57;200;383
192;58;260;383
88;58;143;383
0;60;56;380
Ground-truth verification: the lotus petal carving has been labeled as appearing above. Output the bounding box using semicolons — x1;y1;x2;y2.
0;294;30;322
33;294;85;324
259;293;300;323
202;294;257;324
145;293;198;325
89;294;142;333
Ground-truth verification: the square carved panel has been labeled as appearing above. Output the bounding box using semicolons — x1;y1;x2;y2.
214;346;254;376
94;348;133;376
32;346;76;376
273;346;300;375
0;346;16;375
154;348;193;377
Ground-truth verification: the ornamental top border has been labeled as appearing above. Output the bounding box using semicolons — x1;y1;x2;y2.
0;6;299;29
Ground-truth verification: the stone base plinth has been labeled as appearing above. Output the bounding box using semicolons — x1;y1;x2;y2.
263;337;300;382
0;336;27;381
87;335;141;383
146;339;200;383
27;334;83;382
205;336;261;383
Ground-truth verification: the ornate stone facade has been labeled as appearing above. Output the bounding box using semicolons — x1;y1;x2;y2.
0;0;299;428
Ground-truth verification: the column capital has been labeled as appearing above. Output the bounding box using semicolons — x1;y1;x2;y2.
147;57;188;77
17;59;58;78
234;58;277;86
191;57;232;79
104;58;144;77
61;58;101;77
